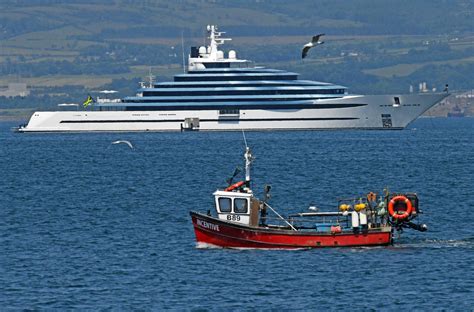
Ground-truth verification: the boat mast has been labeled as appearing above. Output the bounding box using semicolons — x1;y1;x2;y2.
244;147;253;183
242;130;253;183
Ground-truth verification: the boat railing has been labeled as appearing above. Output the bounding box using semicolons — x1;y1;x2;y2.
263;202;297;231
292;214;351;230
97;97;122;104
261;210;352;231
58;103;79;111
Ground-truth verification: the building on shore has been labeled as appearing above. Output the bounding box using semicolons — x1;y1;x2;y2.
0;83;30;97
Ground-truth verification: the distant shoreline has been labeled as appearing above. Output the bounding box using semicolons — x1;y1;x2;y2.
0;117;27;122
0;109;33;122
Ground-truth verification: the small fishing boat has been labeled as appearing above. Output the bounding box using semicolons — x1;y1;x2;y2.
190;146;427;249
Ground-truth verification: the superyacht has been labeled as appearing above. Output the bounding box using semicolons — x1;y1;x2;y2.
19;25;448;132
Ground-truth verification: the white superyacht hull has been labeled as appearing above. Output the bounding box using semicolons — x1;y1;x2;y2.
18;93;447;132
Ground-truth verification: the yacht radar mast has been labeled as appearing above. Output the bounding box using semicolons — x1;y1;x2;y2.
147;67;155;88
187;25;248;71
207;25;231;61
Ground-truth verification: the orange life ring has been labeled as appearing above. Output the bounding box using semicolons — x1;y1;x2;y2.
388;195;413;220
225;181;245;192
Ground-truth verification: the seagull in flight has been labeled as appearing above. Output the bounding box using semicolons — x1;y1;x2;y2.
302;34;325;59
111;140;134;149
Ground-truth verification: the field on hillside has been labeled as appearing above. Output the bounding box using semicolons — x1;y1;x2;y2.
2;33;473;88
0;0;472;114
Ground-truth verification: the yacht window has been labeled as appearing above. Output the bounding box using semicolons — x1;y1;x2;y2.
218;197;232;212
204;62;231;68
234;198;248;214
143;90;345;96
219;109;239;115
394;97;400;105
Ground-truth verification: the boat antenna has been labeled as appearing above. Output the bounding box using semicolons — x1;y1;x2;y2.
242;129;248;149
181;30;186;74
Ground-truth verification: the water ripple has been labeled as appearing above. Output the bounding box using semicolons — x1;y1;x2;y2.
0;118;473;310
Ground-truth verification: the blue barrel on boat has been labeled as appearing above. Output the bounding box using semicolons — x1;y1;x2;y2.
315;223;333;232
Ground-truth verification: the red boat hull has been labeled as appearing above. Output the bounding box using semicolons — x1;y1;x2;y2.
190;212;392;249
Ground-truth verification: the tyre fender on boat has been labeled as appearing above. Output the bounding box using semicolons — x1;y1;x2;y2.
388;195;413;220
367;192;377;202
225;181;245;192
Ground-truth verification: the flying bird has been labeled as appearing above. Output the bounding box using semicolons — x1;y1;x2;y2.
111;140;134;149
302;34;325;59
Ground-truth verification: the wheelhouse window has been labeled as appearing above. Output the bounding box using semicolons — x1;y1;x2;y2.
218;197;232;212
234;198;248;214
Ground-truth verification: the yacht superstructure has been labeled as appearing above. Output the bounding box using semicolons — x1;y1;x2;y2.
19;25;448;132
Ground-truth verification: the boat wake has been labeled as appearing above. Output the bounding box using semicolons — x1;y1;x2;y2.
196;242;224;249
195;242;309;251
392;237;474;250
196;239;474;251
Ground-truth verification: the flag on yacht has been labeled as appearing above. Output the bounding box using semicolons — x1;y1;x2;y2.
83;95;94;108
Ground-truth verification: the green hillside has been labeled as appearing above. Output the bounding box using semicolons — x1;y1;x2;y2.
0;0;473;115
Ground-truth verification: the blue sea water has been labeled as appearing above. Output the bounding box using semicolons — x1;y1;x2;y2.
0;118;473;310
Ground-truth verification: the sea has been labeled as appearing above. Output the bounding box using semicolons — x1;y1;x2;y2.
0;118;473;310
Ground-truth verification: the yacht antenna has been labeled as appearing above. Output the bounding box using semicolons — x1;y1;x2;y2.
148;67;154;88
181;30;186;74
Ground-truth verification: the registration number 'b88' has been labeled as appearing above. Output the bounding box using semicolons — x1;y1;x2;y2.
226;215;241;221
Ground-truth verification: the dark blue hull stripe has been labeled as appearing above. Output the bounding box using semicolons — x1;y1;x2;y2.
122;98;349;104
60;117;359;124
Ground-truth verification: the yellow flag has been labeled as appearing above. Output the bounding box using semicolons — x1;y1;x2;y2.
83;95;94;108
